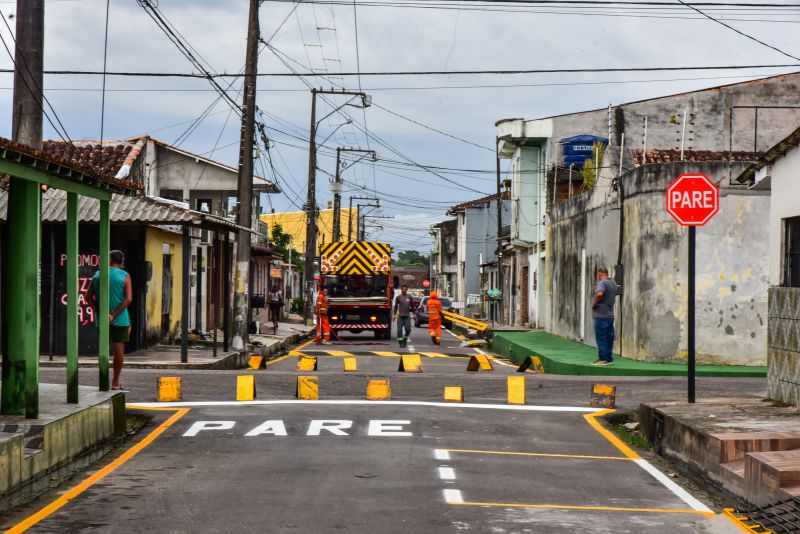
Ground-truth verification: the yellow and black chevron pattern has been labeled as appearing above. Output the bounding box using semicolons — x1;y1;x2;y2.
319;242;392;275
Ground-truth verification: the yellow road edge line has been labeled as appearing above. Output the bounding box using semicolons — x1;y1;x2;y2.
374;351;401;357
6;406;190;534
443;448;632;461
450;501;715;517
722;508;775;533
582;409;641;460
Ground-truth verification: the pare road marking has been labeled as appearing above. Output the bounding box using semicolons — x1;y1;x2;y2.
182;419;413;437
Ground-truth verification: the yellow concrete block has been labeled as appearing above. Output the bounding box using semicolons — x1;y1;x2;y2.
517;355;545;373
248;355;264;370
297;355;317;371
508;376;526;405
296;376;319;400
589;384;616;409
236;375;256;401
157;376;181;402
343;357;358;372
466;354;493;372
366;379;391;400
443;386;464;402
398;354;422;373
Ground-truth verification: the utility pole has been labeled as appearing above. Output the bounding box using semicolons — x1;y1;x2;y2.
303;89;371;323
495;136;504;325
231;0;260;350
332;147;376;242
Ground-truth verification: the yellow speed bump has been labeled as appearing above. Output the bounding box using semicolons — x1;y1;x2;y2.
507;376;526;405
156;376;181;402
248;355;264;370
343;357;358;372
297;355;318;371
236;375;256;401
367;379;391;400
589;384;616;409
517;355;545;373
443;386;464;402
296;376;319;400
466;354;493;372
398;354;422;373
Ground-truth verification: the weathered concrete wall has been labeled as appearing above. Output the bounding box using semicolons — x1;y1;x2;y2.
548;161;769;365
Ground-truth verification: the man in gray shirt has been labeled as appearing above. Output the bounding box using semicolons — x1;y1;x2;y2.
591;267;617;366
393;285;415;347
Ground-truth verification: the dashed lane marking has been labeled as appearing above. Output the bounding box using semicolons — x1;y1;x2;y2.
438;467;456;480
442;449;631;461
443;489;464;504
434;449;451;461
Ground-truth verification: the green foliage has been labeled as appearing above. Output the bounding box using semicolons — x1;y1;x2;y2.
290;297;304;314
580;142;606;191
394;250;430;268
611;424;652;451
271;223;303;272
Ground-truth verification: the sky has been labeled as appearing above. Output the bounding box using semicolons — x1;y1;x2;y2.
1;0;799;252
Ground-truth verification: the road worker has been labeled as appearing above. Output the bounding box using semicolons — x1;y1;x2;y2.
427;291;443;345
315;285;331;345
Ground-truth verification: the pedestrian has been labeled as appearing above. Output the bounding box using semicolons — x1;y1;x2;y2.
268;284;283;330
393;284;414;347
427;291;443;345
86;249;132;390
315;285;331;345
591;267;617;366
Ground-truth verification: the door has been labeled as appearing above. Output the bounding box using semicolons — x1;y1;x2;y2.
161;244;172;340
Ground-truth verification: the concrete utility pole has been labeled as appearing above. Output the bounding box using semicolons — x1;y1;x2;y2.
303;88;371;323
231;0;260;350
332;147;376;242
11;0;44;145
495;136;504;325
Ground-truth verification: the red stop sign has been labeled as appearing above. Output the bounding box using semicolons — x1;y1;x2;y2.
665;174;720;226
422;280;430;287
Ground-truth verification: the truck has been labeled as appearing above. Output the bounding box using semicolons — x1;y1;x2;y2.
319;241;394;340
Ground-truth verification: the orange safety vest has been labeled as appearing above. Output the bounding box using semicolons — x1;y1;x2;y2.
427;298;442;320
315;293;329;316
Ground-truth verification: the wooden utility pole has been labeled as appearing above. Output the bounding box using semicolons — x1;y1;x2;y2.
232;0;260;350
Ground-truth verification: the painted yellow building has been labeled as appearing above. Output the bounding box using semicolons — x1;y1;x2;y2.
260;207;358;252
144;226;184;344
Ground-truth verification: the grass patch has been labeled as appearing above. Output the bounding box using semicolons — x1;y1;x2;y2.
611;424;652;451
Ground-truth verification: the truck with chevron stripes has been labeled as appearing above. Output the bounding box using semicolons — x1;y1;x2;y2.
319;241;394;339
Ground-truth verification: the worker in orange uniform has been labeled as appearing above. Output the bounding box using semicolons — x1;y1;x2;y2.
315;286;331;345
427;291;443;345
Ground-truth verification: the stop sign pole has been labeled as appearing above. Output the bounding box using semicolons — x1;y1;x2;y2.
665;174;720;403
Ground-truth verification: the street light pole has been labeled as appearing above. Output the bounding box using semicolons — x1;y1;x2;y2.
332;147;376;242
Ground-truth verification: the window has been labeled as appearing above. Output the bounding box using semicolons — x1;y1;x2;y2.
784;216;800;287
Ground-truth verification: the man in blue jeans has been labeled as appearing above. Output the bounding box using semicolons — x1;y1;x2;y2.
591;267;617;366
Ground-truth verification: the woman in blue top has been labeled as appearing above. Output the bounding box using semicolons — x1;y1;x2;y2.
86;250;133;391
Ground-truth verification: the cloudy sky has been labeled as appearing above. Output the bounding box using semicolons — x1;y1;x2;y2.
1;0;799;251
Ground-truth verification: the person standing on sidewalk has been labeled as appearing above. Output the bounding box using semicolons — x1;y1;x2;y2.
591;267;617;366
86;250;132;390
393;284;414;347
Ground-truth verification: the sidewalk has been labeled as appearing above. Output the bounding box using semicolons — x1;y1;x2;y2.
491;331;767;377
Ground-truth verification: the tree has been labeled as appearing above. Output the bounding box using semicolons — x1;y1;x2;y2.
395;250;429;268
271;224;303;273
580;141;605;191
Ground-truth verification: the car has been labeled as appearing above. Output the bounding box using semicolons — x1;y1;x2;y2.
414;295;454;329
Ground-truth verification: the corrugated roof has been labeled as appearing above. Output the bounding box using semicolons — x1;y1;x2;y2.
631;148;762;168
735;124;800;184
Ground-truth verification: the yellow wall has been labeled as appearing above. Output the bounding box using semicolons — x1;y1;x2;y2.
144;226;183;342
260;208;358;253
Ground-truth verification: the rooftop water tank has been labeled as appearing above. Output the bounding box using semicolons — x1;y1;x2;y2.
559;135;608;169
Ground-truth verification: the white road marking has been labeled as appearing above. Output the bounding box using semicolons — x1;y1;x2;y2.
130;400;601;413
492;359;515;368
633;459;713;513
443;489;463;503
434;449;450;460
438;467;456;480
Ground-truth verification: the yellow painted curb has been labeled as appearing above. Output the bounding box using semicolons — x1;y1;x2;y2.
398;353;423;373
367;379;391;400
156;376;182;402
297;355;318;371
722;508;775;533
296;376;319;400
517;355;545;373
343;357;358;372
590;384;617;409
443;386;464;402
247;355;264;370
466;354;493;372
236;375;256;401
507;376;526;405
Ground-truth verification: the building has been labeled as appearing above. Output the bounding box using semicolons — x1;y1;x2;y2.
446;192;510;314
736;124;800;404
260;207;359;253
429;218;458;297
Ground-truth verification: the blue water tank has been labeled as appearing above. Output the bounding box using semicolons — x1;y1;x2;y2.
559;135;608;169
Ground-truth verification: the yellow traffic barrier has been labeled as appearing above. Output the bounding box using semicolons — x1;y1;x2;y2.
296;376;319;400
367;379;391;400
236;375;256;401
248;355;264;370
441;310;488;331
297;355;318;371
589;384;616;409
343;357;358;372
517;355;545;373
443;386;464;402
507;376;526;405
398;354;423;373
157;376;181;402
466;354;493;372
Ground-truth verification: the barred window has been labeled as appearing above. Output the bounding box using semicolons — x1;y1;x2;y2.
784;216;800;288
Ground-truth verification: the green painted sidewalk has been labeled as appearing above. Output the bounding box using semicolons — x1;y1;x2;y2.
490;331;766;377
